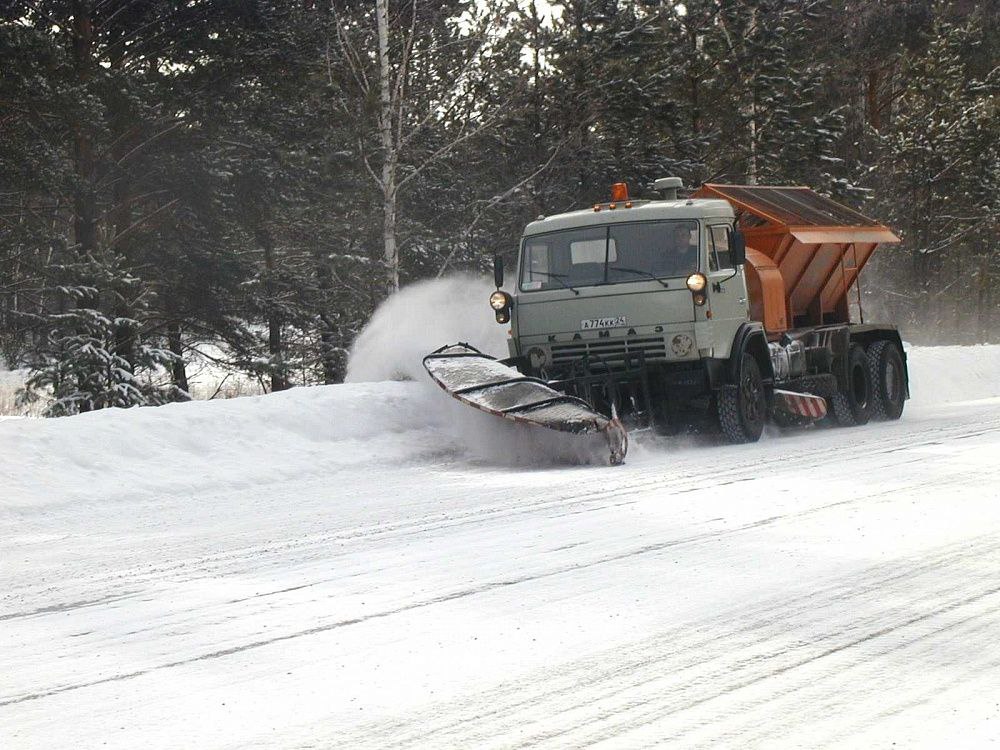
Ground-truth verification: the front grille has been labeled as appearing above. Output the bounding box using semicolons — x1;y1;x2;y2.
550;336;666;368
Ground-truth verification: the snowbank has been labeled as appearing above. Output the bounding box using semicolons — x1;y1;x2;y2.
905;345;1000;406
0;381;444;509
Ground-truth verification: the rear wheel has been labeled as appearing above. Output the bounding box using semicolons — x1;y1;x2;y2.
717;354;766;443
830;344;871;426
867;340;906;420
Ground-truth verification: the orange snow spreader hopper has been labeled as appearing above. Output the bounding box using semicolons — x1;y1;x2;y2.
693;184;900;338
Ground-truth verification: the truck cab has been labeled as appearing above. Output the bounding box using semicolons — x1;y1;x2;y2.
507;191;748;376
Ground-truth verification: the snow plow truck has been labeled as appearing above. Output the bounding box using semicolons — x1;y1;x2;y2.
424;179;909;465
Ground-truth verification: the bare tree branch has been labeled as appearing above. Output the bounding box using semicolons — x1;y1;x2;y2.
437;138;568;276
396;110;503;193
106;198;180;251
332;4;371;94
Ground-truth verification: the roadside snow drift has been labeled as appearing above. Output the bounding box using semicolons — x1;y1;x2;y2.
2;341;999;509
903;344;1000;406
0;381;442;509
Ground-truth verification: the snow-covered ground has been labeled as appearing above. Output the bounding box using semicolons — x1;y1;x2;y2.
3;294;1000;747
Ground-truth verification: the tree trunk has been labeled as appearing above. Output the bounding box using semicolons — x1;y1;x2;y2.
977;254;989;343
687;24;701;136
376;0;399;296
71;1;98;281
866;69;881;131
167;321;189;393
110;57;136;373
71;0;98;411
314;250;342;384
258;228;288;392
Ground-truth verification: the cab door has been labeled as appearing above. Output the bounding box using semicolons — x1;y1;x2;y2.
707;224;750;358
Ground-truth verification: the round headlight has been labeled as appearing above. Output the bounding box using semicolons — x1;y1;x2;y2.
686;273;707;293
489;291;510;310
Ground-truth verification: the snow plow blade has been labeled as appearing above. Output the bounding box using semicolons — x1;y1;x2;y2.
423;343;628;465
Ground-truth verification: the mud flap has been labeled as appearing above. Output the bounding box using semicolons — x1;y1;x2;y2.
772;389;828;420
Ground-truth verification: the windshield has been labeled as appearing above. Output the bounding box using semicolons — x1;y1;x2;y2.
519;220;699;292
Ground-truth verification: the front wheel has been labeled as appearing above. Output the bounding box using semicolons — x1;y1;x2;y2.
717;354;766;443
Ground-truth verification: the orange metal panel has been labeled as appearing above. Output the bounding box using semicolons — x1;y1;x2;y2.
790;243;845;325
772;232;796;265
777;240;814;311
744;248;788;335
696;184;789;226
791;228;899;245
812;244;854;324
742;227;790;259
820;242;878;319
694;184;893;230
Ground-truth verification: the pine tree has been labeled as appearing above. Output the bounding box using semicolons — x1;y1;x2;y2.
868;8;1000;341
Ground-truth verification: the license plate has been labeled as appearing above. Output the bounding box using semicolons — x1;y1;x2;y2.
581;316;627;330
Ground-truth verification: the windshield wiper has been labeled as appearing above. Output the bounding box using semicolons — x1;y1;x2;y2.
529;271;580;295
607;266;671;288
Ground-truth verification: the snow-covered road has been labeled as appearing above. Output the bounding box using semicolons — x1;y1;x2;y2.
3;347;1000;748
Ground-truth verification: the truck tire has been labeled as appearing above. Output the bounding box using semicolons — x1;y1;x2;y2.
830;344;871;426
866;340;906;420
717;354;766;443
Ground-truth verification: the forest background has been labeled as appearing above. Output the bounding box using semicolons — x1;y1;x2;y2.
1;0;998;414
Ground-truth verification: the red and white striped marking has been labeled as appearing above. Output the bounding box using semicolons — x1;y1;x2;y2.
773;389;828;420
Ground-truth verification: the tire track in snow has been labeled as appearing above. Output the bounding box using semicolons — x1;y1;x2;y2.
332;533;1000;748
0;592;138;622
3;407;998;719
0;446;968;664
570;585;1000;748
691;617;1000;749
4;411;997;620
5;453;992;710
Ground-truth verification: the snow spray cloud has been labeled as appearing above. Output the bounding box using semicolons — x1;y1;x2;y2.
345;275;507;383
345;275;614;466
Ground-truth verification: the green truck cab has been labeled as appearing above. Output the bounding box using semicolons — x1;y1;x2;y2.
489;179;909;442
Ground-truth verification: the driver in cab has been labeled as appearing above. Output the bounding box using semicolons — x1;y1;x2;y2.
666;223;698;274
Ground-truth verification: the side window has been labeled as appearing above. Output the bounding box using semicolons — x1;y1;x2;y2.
710;225;733;270
522;240;550;290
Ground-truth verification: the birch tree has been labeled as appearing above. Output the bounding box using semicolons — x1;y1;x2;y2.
336;0;511;296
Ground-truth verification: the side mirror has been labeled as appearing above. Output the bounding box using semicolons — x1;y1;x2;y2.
493;254;504;288
731;230;746;266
